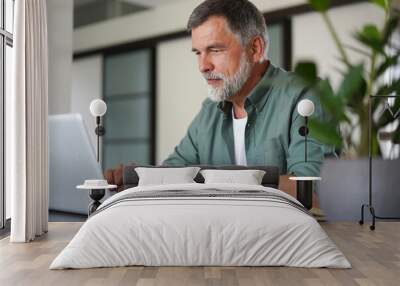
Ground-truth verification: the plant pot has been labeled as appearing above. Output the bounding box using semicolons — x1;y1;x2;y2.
318;158;400;221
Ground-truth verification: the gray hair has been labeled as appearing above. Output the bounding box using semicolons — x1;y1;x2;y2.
187;0;269;59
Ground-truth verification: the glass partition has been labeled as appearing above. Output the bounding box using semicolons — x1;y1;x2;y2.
103;49;153;169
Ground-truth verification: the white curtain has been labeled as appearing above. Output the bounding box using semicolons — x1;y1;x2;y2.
9;0;49;242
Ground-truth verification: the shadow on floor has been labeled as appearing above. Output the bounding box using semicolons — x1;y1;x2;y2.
48;210;87;222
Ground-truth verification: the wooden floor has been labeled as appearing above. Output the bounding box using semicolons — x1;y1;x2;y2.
0;222;399;286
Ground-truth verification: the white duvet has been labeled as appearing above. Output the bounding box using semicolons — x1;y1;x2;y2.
50;183;351;269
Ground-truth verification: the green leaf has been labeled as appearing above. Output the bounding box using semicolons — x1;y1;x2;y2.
308;0;330;12
370;0;389;11
375;54;400;79
376;79;400;96
383;17;399;43
356;24;384;53
315;79;349;122
309;118;342;148
294;62;318;86
337;65;365;105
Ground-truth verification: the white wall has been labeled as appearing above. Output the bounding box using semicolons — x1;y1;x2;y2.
47;0;73;115
71;56;103;152
292;2;385;88
47;0;103;154
156;38;208;163
74;0;306;53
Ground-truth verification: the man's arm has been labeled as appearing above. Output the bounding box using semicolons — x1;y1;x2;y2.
286;88;335;176
162;106;204;166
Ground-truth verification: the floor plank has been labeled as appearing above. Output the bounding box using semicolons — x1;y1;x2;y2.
0;222;399;286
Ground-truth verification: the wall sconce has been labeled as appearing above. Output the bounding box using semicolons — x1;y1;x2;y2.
89;99;107;163
297;99;315;162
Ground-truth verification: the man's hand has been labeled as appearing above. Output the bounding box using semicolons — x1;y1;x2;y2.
104;163;124;192
279;175;296;198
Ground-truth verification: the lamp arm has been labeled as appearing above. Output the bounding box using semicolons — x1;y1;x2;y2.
96;116;100;163
97;129;100;163
94;116;106;163
305;116;308;163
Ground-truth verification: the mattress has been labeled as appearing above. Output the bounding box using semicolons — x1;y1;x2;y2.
50;183;351;269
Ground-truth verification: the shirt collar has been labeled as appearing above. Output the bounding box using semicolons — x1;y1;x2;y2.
217;61;279;116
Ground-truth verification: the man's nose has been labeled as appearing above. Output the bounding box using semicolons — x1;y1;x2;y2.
199;55;213;73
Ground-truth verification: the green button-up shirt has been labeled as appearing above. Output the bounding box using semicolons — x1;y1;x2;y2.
163;63;333;176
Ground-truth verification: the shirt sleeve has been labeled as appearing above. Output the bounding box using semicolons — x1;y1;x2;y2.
161;106;203;166
286;88;335;176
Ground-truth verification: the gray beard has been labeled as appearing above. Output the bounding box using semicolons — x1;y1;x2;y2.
204;54;252;103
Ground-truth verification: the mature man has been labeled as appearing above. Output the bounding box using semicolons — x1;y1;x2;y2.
162;0;331;176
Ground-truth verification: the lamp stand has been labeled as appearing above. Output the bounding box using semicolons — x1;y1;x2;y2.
289;177;321;210
88;189;105;215
296;180;313;209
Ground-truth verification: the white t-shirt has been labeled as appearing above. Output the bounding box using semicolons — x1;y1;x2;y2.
232;109;248;166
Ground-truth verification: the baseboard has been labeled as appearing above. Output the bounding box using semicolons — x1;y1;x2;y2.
49;209;87;217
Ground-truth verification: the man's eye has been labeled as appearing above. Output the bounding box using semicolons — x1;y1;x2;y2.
211;49;222;53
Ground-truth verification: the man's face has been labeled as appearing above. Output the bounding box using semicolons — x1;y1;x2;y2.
191;16;252;102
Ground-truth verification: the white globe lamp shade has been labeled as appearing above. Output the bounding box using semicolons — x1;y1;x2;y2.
297;99;315;117
90;99;107;117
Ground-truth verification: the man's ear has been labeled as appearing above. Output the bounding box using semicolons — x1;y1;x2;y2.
249;36;266;63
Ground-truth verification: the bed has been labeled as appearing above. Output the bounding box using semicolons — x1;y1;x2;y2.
50;165;350;269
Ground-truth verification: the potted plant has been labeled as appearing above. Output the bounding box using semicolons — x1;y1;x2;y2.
295;0;400;221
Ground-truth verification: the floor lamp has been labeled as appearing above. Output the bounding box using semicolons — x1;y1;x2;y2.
359;95;400;230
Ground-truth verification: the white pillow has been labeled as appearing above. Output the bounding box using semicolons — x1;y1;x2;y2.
200;169;266;185
135;167;201;186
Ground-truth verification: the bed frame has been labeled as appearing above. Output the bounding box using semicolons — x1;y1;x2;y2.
122;164;280;190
